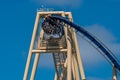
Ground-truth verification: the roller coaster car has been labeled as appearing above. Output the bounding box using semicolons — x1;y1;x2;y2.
42;16;64;40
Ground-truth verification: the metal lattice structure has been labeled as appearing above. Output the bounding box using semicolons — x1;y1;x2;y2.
23;11;119;80
23;11;86;80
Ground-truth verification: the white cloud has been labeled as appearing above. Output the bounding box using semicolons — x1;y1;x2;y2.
82;24;120;60
77;24;120;65
85;24;116;43
77;24;120;78
31;0;83;8
91;24;120;55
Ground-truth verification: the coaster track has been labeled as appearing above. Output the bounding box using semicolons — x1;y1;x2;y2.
42;15;120;71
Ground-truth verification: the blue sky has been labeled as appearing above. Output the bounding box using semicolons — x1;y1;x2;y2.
0;0;120;80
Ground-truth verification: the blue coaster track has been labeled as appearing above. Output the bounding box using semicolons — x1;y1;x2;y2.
43;15;120;71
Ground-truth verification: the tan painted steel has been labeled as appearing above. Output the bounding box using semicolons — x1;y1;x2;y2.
32;49;67;53
30;28;44;79
62;13;72;80
23;13;40;80
23;11;86;80
66;37;72;80
112;65;117;80
72;54;80;80
66;12;86;80
54;73;57;80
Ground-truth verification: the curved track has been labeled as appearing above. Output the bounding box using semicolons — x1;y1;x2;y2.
43;15;120;71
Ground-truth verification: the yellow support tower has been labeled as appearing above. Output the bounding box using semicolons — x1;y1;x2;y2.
23;10;86;80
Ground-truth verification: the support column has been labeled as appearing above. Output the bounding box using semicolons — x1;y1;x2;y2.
67;37;72;80
54;73;57;80
73;29;86;80
73;54;80;80
61;12;72;80
23;13;40;80
72;59;75;80
112;65;117;80
30;26;44;80
67;12;86;80
30;53;40;80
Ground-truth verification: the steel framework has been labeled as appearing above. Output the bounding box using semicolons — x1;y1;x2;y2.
23;11;118;80
23;11;86;80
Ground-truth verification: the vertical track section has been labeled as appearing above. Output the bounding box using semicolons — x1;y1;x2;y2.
48;15;120;71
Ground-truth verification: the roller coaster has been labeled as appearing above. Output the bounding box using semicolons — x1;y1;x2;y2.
23;11;120;80
42;15;120;70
